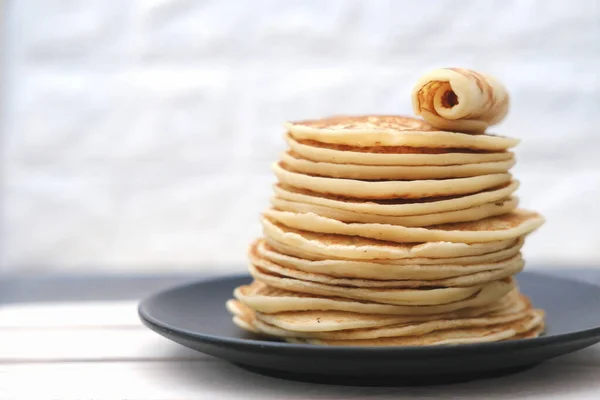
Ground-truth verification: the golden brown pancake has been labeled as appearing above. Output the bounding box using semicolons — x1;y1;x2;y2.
286;115;518;150
273;182;520;216
262;218;521;260
271;196;518;227
234;280;514;315
264;208;544;244
274;162;512;199
281;150;515;180
250;240;524;288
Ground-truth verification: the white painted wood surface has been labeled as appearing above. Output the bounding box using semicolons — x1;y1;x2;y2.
1;301;599;399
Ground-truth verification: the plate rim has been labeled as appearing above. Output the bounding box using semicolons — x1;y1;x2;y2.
138;271;600;355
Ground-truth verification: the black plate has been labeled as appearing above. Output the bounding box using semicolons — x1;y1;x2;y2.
139;272;600;386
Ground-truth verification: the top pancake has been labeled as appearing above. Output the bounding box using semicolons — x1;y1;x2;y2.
286;115;519;151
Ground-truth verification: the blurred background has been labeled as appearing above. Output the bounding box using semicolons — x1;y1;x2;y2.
1;0;599;275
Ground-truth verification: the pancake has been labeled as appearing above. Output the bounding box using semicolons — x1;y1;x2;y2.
251;253;523;289
232;293;527;336
271;196;518;227
226;298;246;318
249;263;503;306
229;298;544;345
274;162;512;199
262;218;520;260
516;324;545;339
273;182;520;216
252;290;524;332
227;300;261;333
264;235;522;266
232;316;258;333
286;134;515;166
264;209;544;244
257;239;525;278
286;115;518;150
280;151;516;180
287;310;544;346
412;68;509;133
234;280;515;315
251;240;524;286
254;307;532;340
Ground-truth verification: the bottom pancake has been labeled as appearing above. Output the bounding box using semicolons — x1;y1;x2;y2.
228;297;544;346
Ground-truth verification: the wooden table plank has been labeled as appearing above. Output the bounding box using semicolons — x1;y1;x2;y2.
1;301;600;367
1;359;600;400
0;301;140;329
0;329;206;363
1;326;599;365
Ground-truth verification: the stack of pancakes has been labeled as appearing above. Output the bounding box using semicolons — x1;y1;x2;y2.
228;114;545;346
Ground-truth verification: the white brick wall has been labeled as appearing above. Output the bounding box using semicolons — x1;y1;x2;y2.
2;0;600;272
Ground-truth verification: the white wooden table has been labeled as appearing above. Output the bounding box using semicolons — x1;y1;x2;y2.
1;274;600;399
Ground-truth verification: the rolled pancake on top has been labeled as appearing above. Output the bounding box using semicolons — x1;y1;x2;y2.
412;68;509;134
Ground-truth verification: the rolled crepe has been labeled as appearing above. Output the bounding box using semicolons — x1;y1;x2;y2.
411;68;509;134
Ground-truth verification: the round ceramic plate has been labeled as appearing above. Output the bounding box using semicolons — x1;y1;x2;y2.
139;272;600;386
